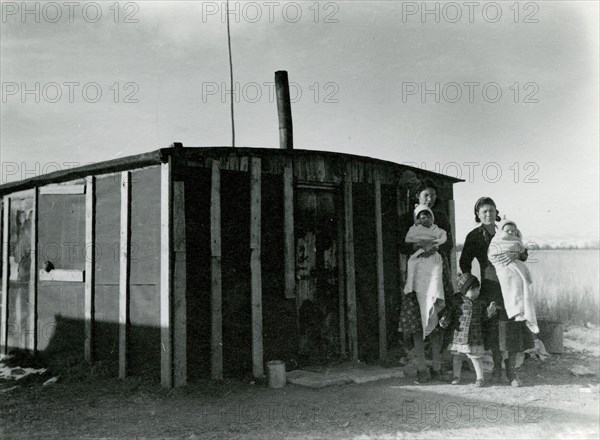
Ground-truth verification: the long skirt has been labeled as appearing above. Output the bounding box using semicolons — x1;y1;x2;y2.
481;280;534;352
399;252;454;342
499;320;535;352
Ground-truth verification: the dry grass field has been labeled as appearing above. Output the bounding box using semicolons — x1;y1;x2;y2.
459;249;600;325
528;250;600;325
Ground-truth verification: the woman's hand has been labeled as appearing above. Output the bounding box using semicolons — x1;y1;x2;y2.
487;301;497;317
413;240;427;250
438;315;449;328
519;249;528;262
413;240;437;257
495;252;514;266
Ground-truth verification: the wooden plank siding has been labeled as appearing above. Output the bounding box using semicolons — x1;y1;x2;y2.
374;176;387;360
173;179;187;387
38;269;84;282
336;195;346;356
343;163;358;362
250;158;264;379
1;197;9;355
396;187;410;289
29;189;38;353
283;158;295;299
39;184;85;195
160;161;173;388
1;148;462;199
178;152;454;188
0;147;462;384
84;177;95;362
210;161;223;381
119;172;131;379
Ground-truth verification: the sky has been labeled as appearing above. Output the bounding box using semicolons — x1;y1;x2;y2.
1;0;598;244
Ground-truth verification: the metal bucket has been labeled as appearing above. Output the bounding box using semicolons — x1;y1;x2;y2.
266;360;286;388
538;320;563;354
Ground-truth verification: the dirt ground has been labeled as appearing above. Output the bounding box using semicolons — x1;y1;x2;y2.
1;335;599;440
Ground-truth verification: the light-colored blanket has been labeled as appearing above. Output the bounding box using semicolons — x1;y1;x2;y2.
404;224;447;338
488;230;538;334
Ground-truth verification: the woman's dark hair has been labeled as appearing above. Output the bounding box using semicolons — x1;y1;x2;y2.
414;180;438;198
474;197;501;223
412;179;440;208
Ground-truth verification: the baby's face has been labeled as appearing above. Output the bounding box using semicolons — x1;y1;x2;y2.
503;224;517;236
465;286;480;300
417;211;433;228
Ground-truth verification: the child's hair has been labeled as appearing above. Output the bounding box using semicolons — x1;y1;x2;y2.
473;197;502;223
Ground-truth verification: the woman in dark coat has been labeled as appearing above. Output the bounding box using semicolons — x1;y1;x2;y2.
459;197;534;386
398;180;454;382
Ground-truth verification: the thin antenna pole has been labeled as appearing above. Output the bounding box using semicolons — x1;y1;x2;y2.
226;0;235;147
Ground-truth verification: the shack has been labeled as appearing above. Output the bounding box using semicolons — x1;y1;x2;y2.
0;146;461;387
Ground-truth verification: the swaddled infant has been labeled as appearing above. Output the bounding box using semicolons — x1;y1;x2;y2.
488;218;538;333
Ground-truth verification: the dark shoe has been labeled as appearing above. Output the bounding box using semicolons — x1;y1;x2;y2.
504;359;515;382
491;367;503;383
416;368;431;383
430;369;444;381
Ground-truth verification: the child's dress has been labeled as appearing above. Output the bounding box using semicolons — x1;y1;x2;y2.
488;228;539;334
449;294;486;358
404;223;447;338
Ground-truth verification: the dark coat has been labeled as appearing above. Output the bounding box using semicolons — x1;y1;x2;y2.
459;225;528;306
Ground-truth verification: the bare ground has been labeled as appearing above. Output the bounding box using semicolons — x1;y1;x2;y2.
1;344;599;440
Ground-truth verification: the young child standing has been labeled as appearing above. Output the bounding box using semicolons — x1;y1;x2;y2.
403;204;447;338
449;273;494;387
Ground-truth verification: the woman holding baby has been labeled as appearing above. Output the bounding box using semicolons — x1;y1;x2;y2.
459;197;535;387
397;180;455;382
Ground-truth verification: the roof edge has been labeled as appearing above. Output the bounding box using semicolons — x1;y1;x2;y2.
0;149;166;196
0;146;463;195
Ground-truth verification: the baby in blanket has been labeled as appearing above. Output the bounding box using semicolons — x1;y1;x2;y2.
404;205;447;338
488;218;538;334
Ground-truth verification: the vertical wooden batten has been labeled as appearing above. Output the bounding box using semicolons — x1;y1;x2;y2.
210;160;223;381
336;193;346;356
250;157;264;379
1;197;10;355
119;172;130;379
448;199;458;291
160;161;173;388
343;163;358;362
374;177;387;359
29;189;38;353
84;177;95;362
283;157;295;299
396;187;409;288
173;179;187;387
